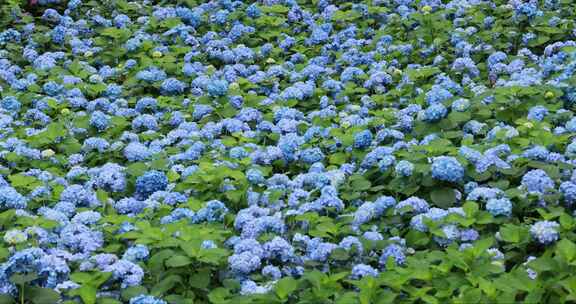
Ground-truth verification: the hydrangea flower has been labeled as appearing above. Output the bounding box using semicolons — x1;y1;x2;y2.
380;244;406;266
431;156;464;183
395;160;414;177
0;186;27;210
530;221;560;244
486;198;512;217
129;295;167;304
229;252;261;274
521;169;554;194
353;130;373;149
135;170;168;199
350;264;379;279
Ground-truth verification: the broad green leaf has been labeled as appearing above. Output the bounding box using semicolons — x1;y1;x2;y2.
165;255;192;268
556;239;576;262
275;277;298;300
430;187;456;208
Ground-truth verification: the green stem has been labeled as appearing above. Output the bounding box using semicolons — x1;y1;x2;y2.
20;284;24;304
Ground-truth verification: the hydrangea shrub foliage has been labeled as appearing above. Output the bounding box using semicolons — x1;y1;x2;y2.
0;0;575;303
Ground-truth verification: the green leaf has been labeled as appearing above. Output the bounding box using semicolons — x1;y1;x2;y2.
261;4;289;13
225;189;244;204
121;286;148;301
93;272;112;286
207;288;230;304
69;285;97;304
159;17;182;29
0;247;8;261
430;187;456;208
556;239;576;262
151;275;182;296
126;162;148;177
349;175;371;190
499;224;529;243
329;153;348;165
198;248;229;265
447;112;471;124
180;242;200;258
528;257;558;273
167;170;180;182
528;35;550;47
472;238;494;257
96;189;109;204
10;273;38;285
330;248;350;261
463;201;479;217
150;158;168;170
163;295;194;304
189;270;211;289
0;295;13;304
70;272;92;284
98;298;123;304
149;250;175;273
407;66;441;80
336;292;362;304
165;255;192;268
100;28;131;41
275;277;298;300
459;288;482;304
8;174;40;188
405;230;430;247
28;122;67;147
560;213;574;229
27;286;61;304
524;289;544;303
375;290;397;304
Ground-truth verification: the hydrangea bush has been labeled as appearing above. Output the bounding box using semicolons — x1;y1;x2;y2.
0;0;575;303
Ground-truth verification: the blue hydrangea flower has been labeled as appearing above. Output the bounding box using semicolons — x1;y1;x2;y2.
380;244;405;266
307;242;337;262
261;265;282;280
135;170;168;199
89;111;110;131
104;260;144;288
423;104;448;122
527;106;548;121
1;96;21;112
124;142;153;162
300;148;325;164
521;169;554;194
262;237;294;262
350;264;379;279
560;181;576;205
229;252;261;274
486;198;512;217
160;78;186;95
195;200;229;223
395;160;414;177
0;186;27;210
201;240;217;249
129;295;167;304
434;224;461;247
123;245;150;262
207;79;229;97
353;130;373;149
395;197;430;215
530;221;560;244
431;156;464;183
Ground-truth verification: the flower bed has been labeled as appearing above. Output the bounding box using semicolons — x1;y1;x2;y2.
0;0;575;303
